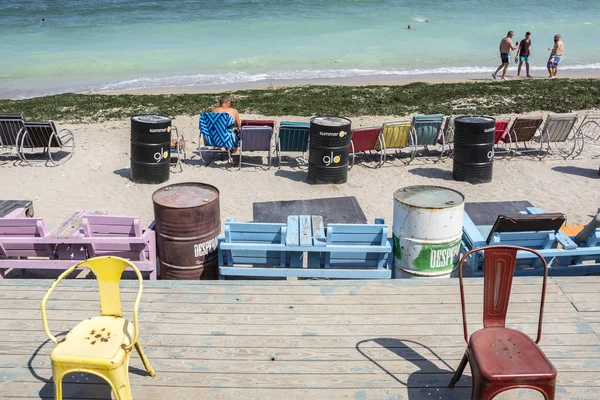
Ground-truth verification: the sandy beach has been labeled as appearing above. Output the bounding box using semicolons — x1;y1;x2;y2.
1;111;599;235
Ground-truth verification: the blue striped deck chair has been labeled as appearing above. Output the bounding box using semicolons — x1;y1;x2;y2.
276;121;310;169
411;114;445;162
199;112;239;168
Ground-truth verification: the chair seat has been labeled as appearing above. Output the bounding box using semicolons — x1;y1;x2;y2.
51;316;133;369
470;327;557;381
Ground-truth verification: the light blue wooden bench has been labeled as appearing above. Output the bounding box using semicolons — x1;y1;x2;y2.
462;206;600;276
218;215;391;279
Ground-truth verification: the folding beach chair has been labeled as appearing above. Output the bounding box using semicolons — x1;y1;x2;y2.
411;114;445;162
493;117;512;159
439;104;477;153
0;113;26;159
198;112;239;169
21;121;75;166
577;114;600;158
169;125;185;173
238;125;274;169
507;116;544;157
376;120;414;165
539;113;581;159
349;126;384;169
276;121;309;168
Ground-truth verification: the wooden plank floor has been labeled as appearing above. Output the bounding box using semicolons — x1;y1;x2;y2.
1;277;599;399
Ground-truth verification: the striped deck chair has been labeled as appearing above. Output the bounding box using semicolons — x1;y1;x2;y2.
349;126;384;168
412;114;445;162
376;120;414;165
276;121;309;168
507;116;544;157
199;112;239;168
539;113;580;159
493;118;512;159
21;121;75;166
0;113;25;159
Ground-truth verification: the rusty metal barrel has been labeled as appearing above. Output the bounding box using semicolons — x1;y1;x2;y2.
152;182;220;279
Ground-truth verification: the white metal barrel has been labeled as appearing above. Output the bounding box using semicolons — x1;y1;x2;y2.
392;185;465;278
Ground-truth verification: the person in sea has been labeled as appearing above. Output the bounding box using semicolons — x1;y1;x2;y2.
547;34;564;79
212;95;242;154
515;31;532;78
492;31;518;80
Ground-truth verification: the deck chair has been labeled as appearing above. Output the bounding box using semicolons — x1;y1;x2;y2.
20;121;75;166
539;113;581;159
238;125;274;169
376;120;414;165
276;121;309;168
439;104;477;153
242;119;276;129
0;113;26;159
411;114;445;162
507;116;544;157
493;118;512;159
198;112;239;169
349;126;384;168
486;213;566;245
169;125;185;173
577;115;600;158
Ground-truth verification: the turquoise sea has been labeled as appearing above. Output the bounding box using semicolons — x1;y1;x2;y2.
2;0;600;99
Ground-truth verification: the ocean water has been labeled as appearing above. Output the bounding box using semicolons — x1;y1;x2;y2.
2;0;600;98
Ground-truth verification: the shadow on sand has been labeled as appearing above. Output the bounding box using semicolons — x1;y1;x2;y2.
552;166;599;179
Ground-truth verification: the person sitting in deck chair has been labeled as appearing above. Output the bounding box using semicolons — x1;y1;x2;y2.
212;95;242;154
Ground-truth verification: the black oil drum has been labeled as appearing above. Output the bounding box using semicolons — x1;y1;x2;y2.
152;182;221;280
308;116;351;184
453;116;495;184
130;115;171;184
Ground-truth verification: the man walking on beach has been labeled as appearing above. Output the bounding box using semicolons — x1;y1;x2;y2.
547;34;564;79
492;31;518;80
515;32;532;78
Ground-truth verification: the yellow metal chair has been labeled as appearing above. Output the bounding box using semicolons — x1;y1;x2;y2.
41;256;156;400
375;120;415;164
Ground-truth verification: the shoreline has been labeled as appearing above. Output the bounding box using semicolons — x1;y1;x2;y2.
95;70;600;96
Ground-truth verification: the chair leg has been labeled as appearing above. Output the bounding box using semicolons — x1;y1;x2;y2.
0;268;5;279
448;351;469;388
105;364;133;400
537;382;556;400
135;341;156;377
52;365;66;400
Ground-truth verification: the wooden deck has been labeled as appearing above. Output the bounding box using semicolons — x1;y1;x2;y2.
1;277;599;399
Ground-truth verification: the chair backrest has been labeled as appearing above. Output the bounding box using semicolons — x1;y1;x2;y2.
494;119;511;144
199;112;237;148
441;105;477;144
0;113;25;147
577;115;600;141
278;122;309;152
377;120;412;150
240;125;273;152
241;119;275;129
412;114;444;146
458;245;548;344
542;113;578;143
351;126;381;152
486;213;566;244
326;222;388;268
0;218;51;257
223;220;287;266
510;116;544;142
83;215;146;260
23;121;63;148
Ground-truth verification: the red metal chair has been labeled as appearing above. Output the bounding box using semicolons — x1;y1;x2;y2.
493;119;512;159
349;126;384;168
448;245;557;400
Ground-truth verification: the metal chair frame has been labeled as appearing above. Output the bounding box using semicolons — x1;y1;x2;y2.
378;120;416;165
441;104;477;157
507;116;545;158
349;126;385;169
449;245;556;400
169;126;185;173
20;121;75;166
538;113;581;159
493;117;513;160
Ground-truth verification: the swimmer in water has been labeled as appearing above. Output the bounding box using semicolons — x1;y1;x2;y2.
42;18;45;22
408;24;412;30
